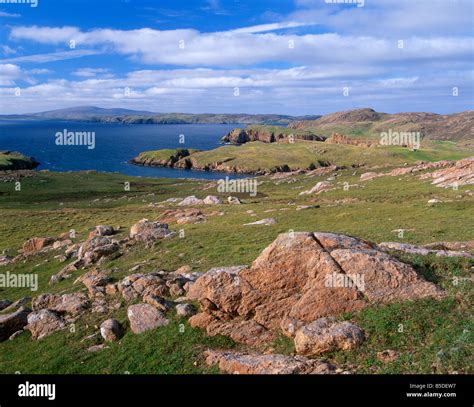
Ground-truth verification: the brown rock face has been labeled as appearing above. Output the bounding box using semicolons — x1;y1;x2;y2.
187;232;444;345
22;237;56;253
204;350;337;374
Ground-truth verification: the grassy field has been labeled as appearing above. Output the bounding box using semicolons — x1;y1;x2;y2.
138;140;472;174
0;146;472;374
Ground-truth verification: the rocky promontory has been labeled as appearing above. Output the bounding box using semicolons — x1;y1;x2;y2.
221;125;326;144
0;151;39;171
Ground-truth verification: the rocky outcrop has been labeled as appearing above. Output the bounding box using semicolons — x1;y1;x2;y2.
0;306;30;341
221;128;326;145
359;158;473;187
326;133;378;148
419;157;474;187
187;232;444;345
204;350;337;374
0;151;39;171
130;149;194;167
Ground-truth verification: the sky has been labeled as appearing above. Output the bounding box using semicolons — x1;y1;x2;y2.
0;0;473;115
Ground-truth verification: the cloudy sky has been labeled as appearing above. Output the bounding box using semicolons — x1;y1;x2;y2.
0;0;472;115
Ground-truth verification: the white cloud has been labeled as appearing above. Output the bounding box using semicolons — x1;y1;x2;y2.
0;49;101;64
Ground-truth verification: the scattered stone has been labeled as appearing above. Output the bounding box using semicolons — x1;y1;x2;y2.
360;172;382;182
294;317;365;355
204;350;337;375
87;344;109;353
26;309;65;340
100;319;123;341
88;225;115;239
244;218;276;226
159;208;205;225
299;181;334;195
377;349;400;363
22;237;56;254
379;242;473;258
176;303;196;317
127;304;169;334
203;195;223;204
177;196;204;206
0;255;13;266
227;196;241;204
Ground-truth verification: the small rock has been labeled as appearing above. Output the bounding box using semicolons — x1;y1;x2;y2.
244;218;276;226
100;319;123;341
377;350;400;363
227;196;241;204
176;303;196;317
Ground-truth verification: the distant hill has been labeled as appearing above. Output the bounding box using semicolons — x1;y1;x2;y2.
0;106;320;125
288;108;474;146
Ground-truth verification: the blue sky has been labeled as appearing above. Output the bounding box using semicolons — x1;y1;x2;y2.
0;0;473;114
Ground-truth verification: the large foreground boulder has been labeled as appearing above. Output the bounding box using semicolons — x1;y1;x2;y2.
187;232;444;345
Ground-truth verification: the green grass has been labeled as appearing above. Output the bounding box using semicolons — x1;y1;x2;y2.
139;141;472;174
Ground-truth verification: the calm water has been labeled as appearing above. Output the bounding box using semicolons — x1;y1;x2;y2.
0;120;247;179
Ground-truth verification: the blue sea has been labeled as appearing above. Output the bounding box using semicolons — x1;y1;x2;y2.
0;120;246;179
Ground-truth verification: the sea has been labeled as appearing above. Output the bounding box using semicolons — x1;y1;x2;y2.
0;120;247;179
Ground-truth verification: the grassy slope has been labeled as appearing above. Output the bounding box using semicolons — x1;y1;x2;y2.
171;140;471;173
0;154;472;374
